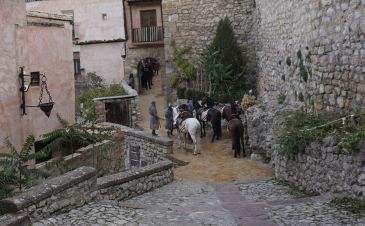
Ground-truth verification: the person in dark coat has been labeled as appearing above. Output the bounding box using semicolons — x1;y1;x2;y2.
149;101;160;136
140;61;147;89
142;62;151;89
165;104;174;137
127;73;135;89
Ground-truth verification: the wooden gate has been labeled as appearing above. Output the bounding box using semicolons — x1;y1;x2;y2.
105;100;131;126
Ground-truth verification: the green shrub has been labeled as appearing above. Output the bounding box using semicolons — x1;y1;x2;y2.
0;135;50;198
177;87;186;99
279;110;365;157
330;198;365;215
169;74;180;88
279;111;339;157
77;84;126;121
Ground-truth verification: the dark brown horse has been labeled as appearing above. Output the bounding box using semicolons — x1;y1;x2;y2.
206;108;222;142
227;118;245;158
221;102;242;121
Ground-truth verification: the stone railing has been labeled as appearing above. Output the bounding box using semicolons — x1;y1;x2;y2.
275;136;365;199
97;160;174;201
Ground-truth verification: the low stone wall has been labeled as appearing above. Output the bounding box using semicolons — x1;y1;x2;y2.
0;159;174;225
97;160;174;201
275;136;365;199
36;140;125;178
0;167;97;221
124;129;173;169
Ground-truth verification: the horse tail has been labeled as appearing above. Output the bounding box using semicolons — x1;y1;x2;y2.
234;124;241;155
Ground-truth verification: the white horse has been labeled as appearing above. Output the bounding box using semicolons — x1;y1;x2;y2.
172;107;201;155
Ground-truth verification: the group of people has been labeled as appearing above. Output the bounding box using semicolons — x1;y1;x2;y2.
141;58;160;90
148;101;174;137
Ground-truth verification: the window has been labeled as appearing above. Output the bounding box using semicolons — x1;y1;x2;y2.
73;52;81;75
140;10;157;27
102;13;107;20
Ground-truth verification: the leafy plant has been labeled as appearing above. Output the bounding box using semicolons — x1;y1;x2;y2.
169;74;180;88
174;47;197;82
0;135;49;197
40;114;105;157
279;111;339;157
177;87;186;99
200;45;235;101
241;94;256;111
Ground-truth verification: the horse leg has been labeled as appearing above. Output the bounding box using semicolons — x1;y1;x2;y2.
211;126;215;143
184;133;187;149
241;131;245;157
191;133;198;155
177;132;182;149
234;129;241;158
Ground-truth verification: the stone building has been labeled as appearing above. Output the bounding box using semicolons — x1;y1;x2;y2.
0;0;75;153
123;0;165;94
162;0;365;112
26;0;127;86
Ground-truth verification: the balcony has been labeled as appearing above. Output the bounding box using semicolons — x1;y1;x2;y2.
132;26;163;44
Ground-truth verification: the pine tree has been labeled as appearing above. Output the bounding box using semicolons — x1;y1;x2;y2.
209;17;248;100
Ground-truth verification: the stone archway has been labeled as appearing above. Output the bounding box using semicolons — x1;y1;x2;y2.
124;47;166;95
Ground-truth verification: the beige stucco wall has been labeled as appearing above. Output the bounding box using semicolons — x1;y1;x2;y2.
27;0;126;84
0;0;74;153
80;42;125;84
26;0;125;42
25;16;75;138
0;0;28;152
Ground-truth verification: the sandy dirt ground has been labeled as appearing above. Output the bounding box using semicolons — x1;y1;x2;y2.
137;73;273;183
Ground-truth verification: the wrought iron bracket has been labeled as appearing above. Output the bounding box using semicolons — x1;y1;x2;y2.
19;67;54;117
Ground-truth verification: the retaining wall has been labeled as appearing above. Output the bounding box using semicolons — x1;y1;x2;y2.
275;136;365;199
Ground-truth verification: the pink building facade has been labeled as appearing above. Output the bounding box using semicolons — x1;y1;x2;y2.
0;0;75;153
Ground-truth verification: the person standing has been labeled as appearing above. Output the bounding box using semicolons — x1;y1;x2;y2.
165;103;174;137
127;73;135;89
149;101;160;136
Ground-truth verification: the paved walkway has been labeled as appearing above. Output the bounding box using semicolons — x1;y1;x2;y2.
34;179;365;226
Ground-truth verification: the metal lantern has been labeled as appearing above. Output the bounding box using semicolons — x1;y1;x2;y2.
19;67;54;117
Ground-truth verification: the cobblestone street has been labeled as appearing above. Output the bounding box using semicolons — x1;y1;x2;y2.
34;180;365;226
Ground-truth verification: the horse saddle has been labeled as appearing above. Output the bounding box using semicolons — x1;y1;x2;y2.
179;120;188;133
201;110;209;122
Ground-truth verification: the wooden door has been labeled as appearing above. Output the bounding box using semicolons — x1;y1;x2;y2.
105;101;130;126
140;10;157;27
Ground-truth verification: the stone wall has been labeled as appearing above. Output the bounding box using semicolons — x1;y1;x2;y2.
162;0;257;97
124;129;173;169
275;136;365;199
0;160;174;225
255;0;365;112
97;160;174;201
0;167;97;221
36;140;125;177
